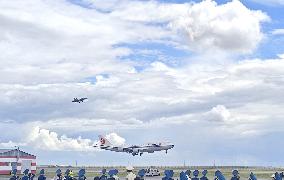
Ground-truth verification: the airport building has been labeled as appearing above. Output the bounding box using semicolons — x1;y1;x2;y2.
0;148;36;175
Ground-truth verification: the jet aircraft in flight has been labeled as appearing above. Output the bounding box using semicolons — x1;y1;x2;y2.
94;135;174;156
72;97;88;103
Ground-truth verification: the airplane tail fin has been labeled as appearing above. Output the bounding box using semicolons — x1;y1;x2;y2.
98;135;112;146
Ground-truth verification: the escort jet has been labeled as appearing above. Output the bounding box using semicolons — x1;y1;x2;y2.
94;135;174;156
72;97;88;103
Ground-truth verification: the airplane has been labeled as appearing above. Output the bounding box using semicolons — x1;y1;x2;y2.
94;135;174;156
72;97;88;103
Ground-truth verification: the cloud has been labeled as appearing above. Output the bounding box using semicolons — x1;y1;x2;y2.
272;29;284;35
204;105;231;122
0;126;126;152
105;133;126;146
0;126;96;151
170;0;269;54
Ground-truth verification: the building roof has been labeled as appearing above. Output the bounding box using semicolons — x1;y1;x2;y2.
0;149;36;157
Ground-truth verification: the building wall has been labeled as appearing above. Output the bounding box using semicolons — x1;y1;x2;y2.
0;156;36;175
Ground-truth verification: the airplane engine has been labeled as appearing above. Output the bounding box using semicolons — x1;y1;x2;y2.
131;148;140;156
117;147;124;151
132;148;139;154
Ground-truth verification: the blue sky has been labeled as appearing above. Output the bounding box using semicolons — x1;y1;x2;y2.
0;0;284;166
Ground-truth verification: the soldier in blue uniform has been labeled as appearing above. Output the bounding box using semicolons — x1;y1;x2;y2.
231;170;240;180
162;170;174;180
185;170;191;179
180;171;188;180
249;172;257;180
100;169;108;180
78;169;87;180
280;172;284;180
38;169;46;180
273;172;282;180
10;169;19;180
200;170;208;180
107;169;116;180
192;170;199;180
22;169;30;180
29;172;35;180
214;170;226;180
135;169;146;180
54;169;64;180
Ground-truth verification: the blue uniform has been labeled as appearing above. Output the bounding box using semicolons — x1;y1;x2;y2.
214;170;226;180
38;174;46;180
100;174;108;180
21;175;29;180
78;169;87;180
9;175;19;180
22;169;30;180
200;170;208;180
192;170;199;180
231;170;239;180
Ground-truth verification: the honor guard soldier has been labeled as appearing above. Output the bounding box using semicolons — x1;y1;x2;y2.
54;169;64;180
78;169;87;180
100;169;108;180
108;169;117;180
192;170;199;180
231;170;240;180
29;172;35;180
200;170;208;180
22;169;30;180
162;170;174;180
135;169;146;180
65;169;71;180
126;166;136;180
112;169;119;180
249;172;257;180
273;172;282;180
180;171;188;180
185;170;191;180
38;169;46;180
214;170;226;180
10;169;19;180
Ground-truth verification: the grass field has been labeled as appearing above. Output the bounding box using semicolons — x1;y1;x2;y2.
0;166;280;179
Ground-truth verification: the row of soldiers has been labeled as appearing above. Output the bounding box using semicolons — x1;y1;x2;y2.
9;166;143;180
178;169;284;180
9;167;284;180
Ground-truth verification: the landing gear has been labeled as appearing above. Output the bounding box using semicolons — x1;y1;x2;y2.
166;150;168;154
140;152;143;156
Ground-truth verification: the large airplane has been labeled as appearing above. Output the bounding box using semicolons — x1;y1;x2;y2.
72;97;88;103
94;135;174;156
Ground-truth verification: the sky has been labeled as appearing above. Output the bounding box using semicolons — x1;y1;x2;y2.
0;0;284;166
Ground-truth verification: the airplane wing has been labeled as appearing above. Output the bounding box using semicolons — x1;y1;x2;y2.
128;145;141;148
151;143;161;147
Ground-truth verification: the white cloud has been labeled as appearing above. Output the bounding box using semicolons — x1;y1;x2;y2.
170;0;269;54
204;105;231;122
105;133;126;146
272;29;284;35
0;126;126;152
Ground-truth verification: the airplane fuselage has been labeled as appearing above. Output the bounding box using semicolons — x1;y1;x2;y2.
95;137;174;156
